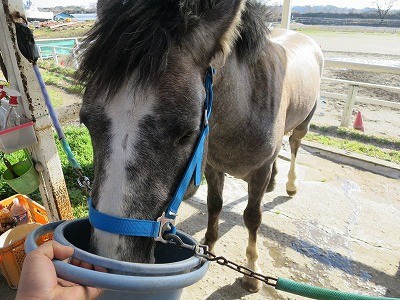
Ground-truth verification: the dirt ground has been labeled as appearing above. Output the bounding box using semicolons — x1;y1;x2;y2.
304;26;400;140
314;51;400;139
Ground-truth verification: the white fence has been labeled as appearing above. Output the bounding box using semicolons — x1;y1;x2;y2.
322;60;400;127
36;38;80;69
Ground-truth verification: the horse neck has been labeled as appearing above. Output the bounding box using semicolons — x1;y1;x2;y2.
213;54;253;122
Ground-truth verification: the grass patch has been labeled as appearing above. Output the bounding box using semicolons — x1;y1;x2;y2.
33;22;94;39
0;125;93;218
55;126;94;218
46;86;64;108
310;124;400;150
38;61;83;95
306;125;400;164
292;25;400;37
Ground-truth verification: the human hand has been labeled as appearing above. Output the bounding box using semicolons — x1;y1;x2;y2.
16;240;106;300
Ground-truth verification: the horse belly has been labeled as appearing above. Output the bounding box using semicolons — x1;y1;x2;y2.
208;132;280;179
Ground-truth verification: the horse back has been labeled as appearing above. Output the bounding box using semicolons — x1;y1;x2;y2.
270;28;324;133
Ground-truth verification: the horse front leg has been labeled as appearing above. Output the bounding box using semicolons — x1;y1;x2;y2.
242;163;272;293
204;164;225;251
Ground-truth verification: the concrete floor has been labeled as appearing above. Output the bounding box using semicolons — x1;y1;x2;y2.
1;144;399;299
179;146;400;299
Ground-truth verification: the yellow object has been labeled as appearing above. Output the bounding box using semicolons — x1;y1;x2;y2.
0;194;49;289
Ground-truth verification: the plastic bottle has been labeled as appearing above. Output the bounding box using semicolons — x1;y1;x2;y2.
4;95;21;129
0;204;17;234
0;98;10;128
0;89;8;131
10;198;29;225
0;85;6;99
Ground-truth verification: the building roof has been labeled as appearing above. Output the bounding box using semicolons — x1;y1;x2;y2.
54;13;75;19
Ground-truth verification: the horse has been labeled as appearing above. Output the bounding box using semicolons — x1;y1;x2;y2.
78;0;323;293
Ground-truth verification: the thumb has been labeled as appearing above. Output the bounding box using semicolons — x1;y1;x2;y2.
33;241;74;261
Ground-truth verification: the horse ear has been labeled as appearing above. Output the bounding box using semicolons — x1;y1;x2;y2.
184;0;246;66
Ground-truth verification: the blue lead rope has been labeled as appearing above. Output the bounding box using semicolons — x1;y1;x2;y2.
33;64;82;170
89;67;215;240
165;67;214;218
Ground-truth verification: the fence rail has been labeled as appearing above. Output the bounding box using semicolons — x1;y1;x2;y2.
293;17;400;28
36;38;80;68
324;60;400;75
322;60;400;127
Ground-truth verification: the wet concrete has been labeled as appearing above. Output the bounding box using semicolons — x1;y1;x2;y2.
179;145;400;299
1;145;399;299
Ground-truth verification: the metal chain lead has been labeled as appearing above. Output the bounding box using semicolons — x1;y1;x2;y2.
75;168;92;195
199;248;278;287
163;233;278;287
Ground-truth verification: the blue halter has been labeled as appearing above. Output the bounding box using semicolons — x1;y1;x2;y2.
88;67;215;242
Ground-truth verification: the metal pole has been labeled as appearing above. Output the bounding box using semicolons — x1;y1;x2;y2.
0;0;73;221
281;0;292;29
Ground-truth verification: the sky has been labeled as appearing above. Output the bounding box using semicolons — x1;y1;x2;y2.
31;0;400;9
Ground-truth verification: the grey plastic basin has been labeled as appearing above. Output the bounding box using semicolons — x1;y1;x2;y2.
25;218;209;300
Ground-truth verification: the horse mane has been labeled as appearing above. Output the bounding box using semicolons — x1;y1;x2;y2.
77;0;271;96
236;1;271;62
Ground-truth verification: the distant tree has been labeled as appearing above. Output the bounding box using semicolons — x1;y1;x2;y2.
373;0;399;20
89;2;97;11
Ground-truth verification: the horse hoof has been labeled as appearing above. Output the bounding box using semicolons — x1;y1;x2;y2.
286;189;297;196
201;237;215;252
241;275;262;293
286;182;297;196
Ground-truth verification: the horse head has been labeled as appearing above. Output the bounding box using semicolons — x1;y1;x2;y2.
78;0;246;263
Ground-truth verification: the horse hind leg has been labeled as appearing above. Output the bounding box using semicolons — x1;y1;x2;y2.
242;163;272;293
204;164;225;251
266;160;277;192
286;103;317;196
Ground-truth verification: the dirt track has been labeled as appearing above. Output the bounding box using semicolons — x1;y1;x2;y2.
303;28;400;140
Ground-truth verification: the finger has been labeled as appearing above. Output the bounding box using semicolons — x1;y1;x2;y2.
80;261;95;270
58;278;80;287
94;265;108;273
70;257;107;273
85;286;104;300
70;257;81;266
29;241;73;261
52;241;74;260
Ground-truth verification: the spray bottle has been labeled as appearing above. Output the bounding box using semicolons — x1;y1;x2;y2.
10;198;29;225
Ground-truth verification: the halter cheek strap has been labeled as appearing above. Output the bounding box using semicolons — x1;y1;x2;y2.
88;67;215;242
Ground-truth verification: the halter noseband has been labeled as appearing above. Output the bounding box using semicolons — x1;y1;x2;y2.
88;67;215;242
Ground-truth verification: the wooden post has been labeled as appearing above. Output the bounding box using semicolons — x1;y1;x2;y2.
0;0;73;221
340;84;359;127
281;0;292;29
52;46;58;65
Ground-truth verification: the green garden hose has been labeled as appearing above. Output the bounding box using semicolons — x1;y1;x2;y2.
276;278;399;300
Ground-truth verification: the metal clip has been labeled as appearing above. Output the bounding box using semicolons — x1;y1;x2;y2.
77;175;91;195
154;212;176;243
162;233;210;259
204;108;208;127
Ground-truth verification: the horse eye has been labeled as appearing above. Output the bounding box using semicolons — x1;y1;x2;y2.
177;130;196;144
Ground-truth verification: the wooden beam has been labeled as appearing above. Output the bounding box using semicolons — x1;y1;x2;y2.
0;0;73;221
